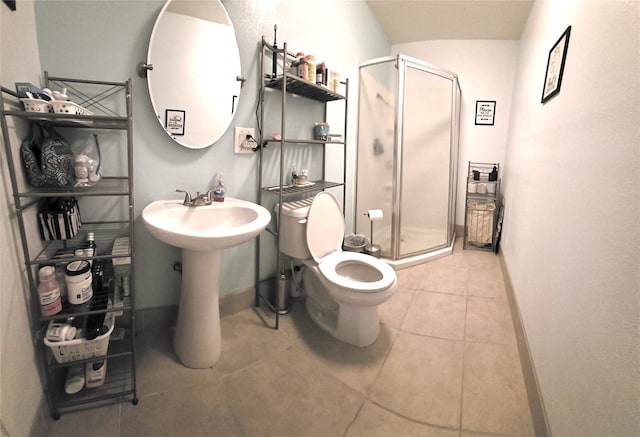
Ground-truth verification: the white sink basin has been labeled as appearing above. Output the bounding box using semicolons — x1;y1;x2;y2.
142;198;271;251
141;197;271;369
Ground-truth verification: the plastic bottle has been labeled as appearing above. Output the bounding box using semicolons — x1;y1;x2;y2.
84;232;96;256
296;53;308;80
46;322;77;342
289;57;299;76
84;232;97;266
489;165;498;181
330;71;340;93
38;266;62;317
52;87;68;101
85;262;107;340
85;359;107;388
64;364;85;394
316;62;326;86
305;55;316;83
213;173;226;202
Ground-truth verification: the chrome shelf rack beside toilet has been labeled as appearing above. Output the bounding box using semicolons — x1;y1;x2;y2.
464;161;503;252
255;37;349;329
0;74;138;419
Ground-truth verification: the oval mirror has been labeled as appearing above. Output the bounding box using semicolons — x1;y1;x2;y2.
146;0;241;149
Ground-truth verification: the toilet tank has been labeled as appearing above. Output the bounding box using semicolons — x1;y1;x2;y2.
276;198;314;260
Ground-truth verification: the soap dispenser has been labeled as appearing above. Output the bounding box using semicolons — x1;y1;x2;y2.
488;165;498;182
213;173;226;202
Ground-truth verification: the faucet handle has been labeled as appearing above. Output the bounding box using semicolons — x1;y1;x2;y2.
176;189;192;205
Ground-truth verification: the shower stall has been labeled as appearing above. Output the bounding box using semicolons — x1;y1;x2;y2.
355;55;460;268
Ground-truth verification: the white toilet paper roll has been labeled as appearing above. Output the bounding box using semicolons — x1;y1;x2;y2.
366;209;384;221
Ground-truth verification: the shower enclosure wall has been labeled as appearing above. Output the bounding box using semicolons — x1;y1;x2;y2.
355;55;460;268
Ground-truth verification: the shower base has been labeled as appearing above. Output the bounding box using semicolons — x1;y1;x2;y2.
377;229;456;270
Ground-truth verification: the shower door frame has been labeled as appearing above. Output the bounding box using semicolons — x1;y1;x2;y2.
355;54;461;264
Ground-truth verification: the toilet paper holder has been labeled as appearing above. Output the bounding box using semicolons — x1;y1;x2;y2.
363;209;383;258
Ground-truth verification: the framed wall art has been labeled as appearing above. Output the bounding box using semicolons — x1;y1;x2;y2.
541;25;572;104
165;109;185;136
475;100;496;126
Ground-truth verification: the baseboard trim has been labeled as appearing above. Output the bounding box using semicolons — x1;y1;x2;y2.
136;286;256;332
498;252;552;437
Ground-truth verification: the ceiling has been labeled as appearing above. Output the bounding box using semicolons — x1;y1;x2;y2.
365;0;534;44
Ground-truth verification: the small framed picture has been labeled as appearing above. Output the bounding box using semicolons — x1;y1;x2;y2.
542;25;572;104
475;100;496;126
165;109;185;136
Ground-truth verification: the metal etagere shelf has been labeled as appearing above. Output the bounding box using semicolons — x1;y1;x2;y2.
0;73;138;419
463;161;503;252
255;37;349;328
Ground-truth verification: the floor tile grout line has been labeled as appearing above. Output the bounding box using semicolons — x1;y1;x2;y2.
459;266;471;432
366;398;463;434
341;398;367;437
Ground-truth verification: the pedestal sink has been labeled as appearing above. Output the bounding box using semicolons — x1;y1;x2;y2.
142;198;271;368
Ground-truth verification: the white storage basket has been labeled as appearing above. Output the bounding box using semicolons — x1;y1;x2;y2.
51;100;93;116
20;98;53;113
44;312;115;363
466;201;496;245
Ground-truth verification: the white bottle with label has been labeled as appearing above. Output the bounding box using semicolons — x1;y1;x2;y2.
85;359;107;388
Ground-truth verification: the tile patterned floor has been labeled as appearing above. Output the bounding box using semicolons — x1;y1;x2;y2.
46;240;534;436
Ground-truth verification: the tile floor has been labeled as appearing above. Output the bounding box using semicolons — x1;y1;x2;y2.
46;240;534;436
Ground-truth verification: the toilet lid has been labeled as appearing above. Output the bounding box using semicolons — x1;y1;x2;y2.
306;192;345;263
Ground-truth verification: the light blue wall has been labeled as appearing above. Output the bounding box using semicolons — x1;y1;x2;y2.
34;0;390;308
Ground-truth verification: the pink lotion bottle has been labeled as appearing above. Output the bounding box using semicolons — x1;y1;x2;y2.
38;266;62;317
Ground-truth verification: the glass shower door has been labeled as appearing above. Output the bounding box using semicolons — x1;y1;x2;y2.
356;55;459;265
397;61;453;257
356;61;396;257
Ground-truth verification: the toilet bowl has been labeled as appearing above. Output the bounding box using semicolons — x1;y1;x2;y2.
278;192;397;346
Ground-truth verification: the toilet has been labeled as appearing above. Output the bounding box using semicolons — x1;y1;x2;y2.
278;192;397;347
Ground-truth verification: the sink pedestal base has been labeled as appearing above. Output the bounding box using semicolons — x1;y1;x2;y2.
173;249;222;369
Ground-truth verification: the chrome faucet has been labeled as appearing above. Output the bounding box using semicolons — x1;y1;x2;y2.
176;189;212;207
192;192;212;206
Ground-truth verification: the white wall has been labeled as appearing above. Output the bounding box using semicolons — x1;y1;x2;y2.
1;2;49;435
392;40;520;227
502;1;639;435
32;0;390;308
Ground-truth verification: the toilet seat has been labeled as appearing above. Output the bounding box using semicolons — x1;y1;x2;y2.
318;251;396;293
306;192;395;293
